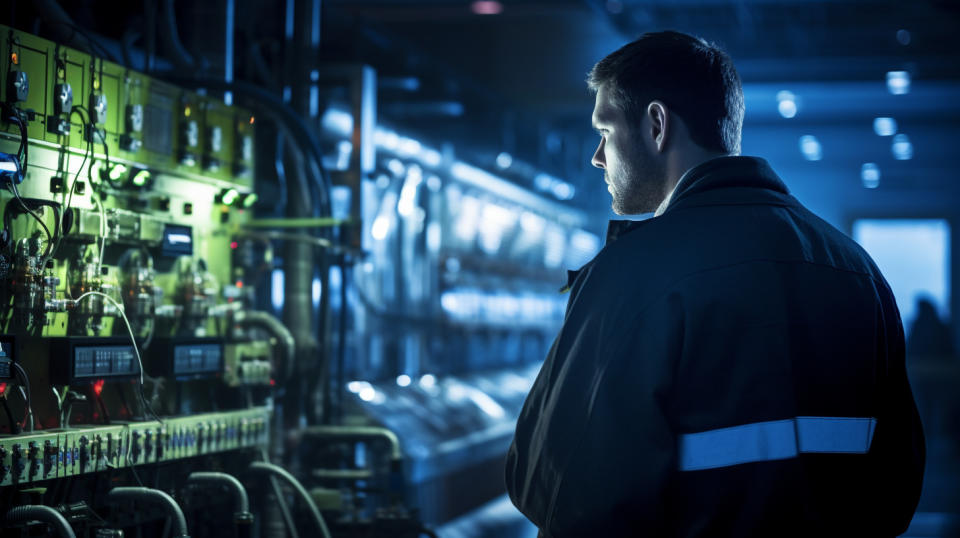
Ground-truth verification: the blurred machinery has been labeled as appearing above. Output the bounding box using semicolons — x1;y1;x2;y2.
0;8;597;535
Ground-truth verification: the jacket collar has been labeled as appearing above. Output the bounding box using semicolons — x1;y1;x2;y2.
664;156;789;214
601;156;789;246
563;156;788;293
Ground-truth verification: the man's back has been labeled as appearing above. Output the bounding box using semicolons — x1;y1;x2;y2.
506;157;925;537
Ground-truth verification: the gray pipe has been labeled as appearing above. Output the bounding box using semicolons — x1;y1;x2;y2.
301;425;403;462
187;472;251;517
234;309;296;381
248;462;331;538
107;487;189;538
6;505;76;538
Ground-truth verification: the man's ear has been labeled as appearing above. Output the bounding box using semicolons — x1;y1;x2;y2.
647;101;668;153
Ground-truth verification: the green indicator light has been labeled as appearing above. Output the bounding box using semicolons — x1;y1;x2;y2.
221;188;239;206
131;169;151;187
242;193;258;208
108;163;128;181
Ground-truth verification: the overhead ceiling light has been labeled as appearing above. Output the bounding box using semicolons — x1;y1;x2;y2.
886;71;910;95
776;90;797;119
892;134;914;160
861;163;880;189
496;152;513;169
896;29;911;46
873;117;897;137
799;135;822;161
471;1;502;15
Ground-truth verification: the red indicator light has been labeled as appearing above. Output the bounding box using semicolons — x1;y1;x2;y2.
0;382;7;394
235;280;243;289
230;241;238;249
93;379;105;396
269;379;276;386
471;1;503;15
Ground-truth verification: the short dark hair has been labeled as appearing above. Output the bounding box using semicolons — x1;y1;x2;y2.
587;31;744;154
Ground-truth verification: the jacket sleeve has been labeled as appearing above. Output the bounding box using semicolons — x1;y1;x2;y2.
870;280;926;534
506;286;683;537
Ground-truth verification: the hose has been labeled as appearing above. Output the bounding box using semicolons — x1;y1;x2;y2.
186;471;251;516
6;505;76;538
248;462;332;538
234;310;296;381
301;425;403;462
106;487;189;538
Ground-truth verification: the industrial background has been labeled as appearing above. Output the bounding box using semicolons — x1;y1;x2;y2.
0;0;957;536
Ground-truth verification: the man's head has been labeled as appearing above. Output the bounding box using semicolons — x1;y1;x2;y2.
588;31;744;214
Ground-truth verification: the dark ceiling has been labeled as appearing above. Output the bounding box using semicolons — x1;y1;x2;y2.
7;0;960;216
320;0;960;213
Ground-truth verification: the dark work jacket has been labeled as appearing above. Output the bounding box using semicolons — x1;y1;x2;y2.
505;156;925;537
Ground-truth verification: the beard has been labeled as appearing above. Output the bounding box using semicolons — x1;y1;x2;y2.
606;145;667;215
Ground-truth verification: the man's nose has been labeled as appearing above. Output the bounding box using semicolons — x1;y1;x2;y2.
591;139;605;169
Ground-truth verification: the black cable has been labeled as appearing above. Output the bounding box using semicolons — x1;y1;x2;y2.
95;392;110;425
94;129;121;189
43;20;120;64
11;362;32;432
44;106;94;262
1;397;20;434
4;112;54;258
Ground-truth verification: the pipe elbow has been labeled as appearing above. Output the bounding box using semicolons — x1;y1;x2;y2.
5;505;76;538
107;487;189;538
187;471;251;515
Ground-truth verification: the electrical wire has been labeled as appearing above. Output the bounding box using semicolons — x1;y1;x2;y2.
4;112;53;258
1;397;20;434
11;362;33;432
47;106;94;263
94;128;122;190
257;449;300;538
90;189;108;276
248;462;332;538
73;291;162;424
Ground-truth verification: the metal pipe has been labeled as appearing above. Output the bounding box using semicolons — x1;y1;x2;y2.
234;309;296;381
186;471;251;516
300;425;402;462
107;487;189;538
6;505;76;538
248;462;332;538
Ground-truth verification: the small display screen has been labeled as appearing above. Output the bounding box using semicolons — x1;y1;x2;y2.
0;336;14;379
173;343;222;375
73;345;140;379
161;224;193;257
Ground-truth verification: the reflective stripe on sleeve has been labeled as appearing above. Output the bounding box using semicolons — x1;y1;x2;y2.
678;416;877;471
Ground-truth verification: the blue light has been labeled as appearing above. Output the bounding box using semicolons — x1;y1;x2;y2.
861;163;880;189
776;90;797;119
312;276;322;308
892;134;913;160
853;219;951;326
496;152;513;169
271;269;284;311
873;117;897;137
886;71;910;95
896;29;911;46
799;135;822;161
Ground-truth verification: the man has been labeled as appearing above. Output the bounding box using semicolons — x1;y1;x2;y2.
506;31;925;537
